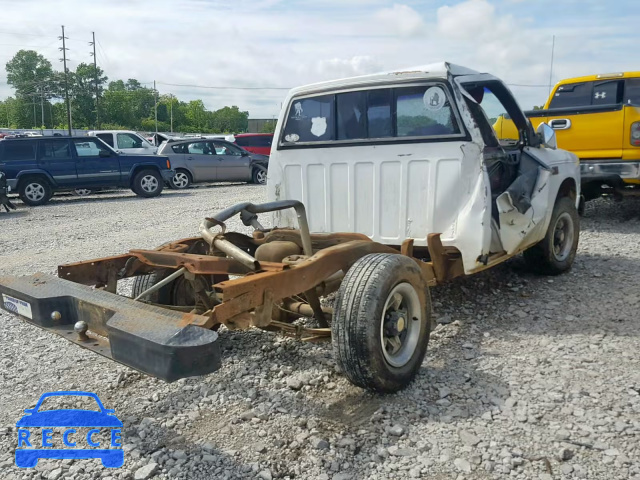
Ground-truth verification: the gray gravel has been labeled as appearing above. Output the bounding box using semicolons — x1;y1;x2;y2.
1;186;639;480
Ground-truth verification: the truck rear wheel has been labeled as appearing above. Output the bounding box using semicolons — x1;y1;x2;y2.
132;169;163;198
19;176;53;206
332;253;431;393
524;196;579;275
132;270;195;306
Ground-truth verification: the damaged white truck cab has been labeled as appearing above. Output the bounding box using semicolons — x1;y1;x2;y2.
268;62;581;276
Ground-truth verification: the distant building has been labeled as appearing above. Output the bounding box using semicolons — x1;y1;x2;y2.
247;119;276;133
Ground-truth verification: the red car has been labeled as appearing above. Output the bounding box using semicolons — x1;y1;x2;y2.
233;133;273;156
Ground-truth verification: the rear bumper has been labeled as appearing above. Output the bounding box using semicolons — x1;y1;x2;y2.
0;274;221;382
580;160;640;184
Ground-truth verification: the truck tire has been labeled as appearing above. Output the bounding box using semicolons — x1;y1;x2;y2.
332;253;431;393
132;169;163;198
252;166;267;185
523;196;579;275
19;176;53;206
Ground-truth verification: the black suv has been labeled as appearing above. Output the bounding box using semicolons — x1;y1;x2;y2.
0;136;174;206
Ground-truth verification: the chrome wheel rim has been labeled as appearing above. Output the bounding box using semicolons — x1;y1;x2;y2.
25;183;45;201
74;188;92;196
552;212;574;262
172;172;189;189
255;169;267;185
380;282;421;368
141;175;159;193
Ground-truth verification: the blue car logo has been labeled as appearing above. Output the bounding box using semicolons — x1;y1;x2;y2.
15;391;123;468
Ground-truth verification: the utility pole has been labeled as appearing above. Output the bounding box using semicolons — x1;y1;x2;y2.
89;32;100;129
170;94;173;133
154;80;158;134
32;99;36;128
40;90;45;133
59;25;72;136
548;35;556;97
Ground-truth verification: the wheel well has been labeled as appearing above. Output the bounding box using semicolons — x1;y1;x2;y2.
17;173;50;190
174;167;192;178
557;177;577;201
129;166;160;186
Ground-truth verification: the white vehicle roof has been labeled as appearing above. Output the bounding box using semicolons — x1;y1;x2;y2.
87;130;141;135
289;62;482;97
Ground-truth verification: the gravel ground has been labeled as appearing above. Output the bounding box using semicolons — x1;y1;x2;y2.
0;186;639;480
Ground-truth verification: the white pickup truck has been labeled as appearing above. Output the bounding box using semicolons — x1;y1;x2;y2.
0;63;581;393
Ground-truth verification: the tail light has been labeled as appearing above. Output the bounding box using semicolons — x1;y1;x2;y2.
632;122;640;146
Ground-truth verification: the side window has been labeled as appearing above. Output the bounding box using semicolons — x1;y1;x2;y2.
282;94;335;143
396;86;460;137
187;142;215;155
625;78;640;105
254;136;273;147
213;142;242;156
337;91;367;140
171;143;188;154
592;80;622;106
3;141;36;161
234;137;251;147
41;140;71;159
117;133;143;149
367;89;393;138
96;133;114;148
72;139;111;157
549;82;593;108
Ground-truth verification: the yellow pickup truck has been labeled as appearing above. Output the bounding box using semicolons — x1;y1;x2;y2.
494;72;640;200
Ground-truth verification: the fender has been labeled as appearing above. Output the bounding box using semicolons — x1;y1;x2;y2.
15;169;58;188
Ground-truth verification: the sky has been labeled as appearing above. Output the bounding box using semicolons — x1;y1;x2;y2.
0;0;637;118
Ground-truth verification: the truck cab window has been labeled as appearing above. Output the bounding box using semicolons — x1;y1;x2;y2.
592;80;623;106
396;86;459;137
624;78;640;105
549;82;593;108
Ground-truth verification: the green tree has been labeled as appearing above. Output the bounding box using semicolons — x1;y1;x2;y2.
210;105;249;133
5;50;55;98
261;120;277;133
69;63;108;129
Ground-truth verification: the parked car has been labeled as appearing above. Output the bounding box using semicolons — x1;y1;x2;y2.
233;133;273;156
0;136;174;206
157;138;268;189
494;71;640;200
87;130;157;155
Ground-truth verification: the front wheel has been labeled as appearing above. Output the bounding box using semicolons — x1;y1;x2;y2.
524;196;579;275
132;169;163;198
252;166;267;185
19;177;53;206
332;253;431;393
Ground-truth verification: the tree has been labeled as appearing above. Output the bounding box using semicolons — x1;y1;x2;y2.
210;106;249;133
69;63;108;129
261;120;277;133
5;50;55;98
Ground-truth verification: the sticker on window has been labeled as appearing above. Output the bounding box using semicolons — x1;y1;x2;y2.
424;87;446;111
285;134;300;142
293;102;304;119
311;117;327;137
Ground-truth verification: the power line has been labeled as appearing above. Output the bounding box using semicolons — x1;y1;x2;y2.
155;81;291;90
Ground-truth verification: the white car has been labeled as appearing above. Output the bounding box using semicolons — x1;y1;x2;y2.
87;130;157;155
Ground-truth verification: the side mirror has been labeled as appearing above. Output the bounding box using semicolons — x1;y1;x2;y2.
99;150;111;158
536;123;557;149
241;151;249;157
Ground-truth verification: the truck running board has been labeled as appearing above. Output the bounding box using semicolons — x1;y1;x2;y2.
0;274;220;382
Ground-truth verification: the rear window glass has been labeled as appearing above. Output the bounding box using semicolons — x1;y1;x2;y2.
3;141;36;161
96;133;114;147
282;94;335;143
549;82;593;108
281;84;461;145
625;78;640;105
41;140;71;158
396;86;460;137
